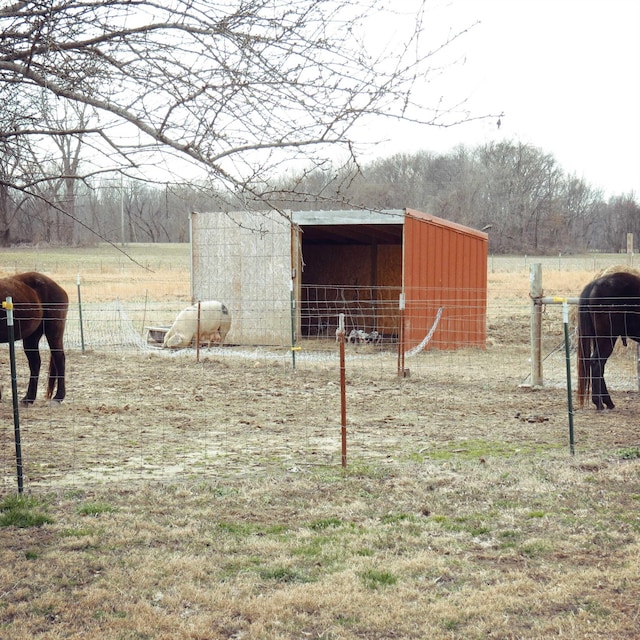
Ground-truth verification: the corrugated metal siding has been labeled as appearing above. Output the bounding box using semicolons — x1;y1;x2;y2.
402;209;487;350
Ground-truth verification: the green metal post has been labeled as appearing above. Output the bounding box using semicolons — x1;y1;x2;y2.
4;297;24;493
563;301;575;455
290;279;297;369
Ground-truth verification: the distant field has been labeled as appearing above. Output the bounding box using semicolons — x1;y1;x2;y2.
0;243;636;302
0;243;192;303
488;252;640;275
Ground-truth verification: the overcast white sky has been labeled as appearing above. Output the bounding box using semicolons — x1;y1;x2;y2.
364;0;639;198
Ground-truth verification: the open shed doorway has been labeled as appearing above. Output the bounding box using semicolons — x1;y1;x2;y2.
293;210;404;344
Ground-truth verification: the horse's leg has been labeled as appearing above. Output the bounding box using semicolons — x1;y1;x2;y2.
48;343;66;402
600;364;615;410
591;336;615;410
44;321;66;402
21;329;43;404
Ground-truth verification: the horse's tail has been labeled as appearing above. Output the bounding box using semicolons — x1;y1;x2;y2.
576;298;593;407
46;356;58;400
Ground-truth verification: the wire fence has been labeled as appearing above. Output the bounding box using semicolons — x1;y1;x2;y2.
0;248;638;492
1;276;640;494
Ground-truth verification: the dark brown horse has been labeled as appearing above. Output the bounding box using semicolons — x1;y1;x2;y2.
577;270;640;410
0;272;68;404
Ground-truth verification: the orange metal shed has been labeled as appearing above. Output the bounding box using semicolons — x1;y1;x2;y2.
401;208;488;350
294;207;487;351
191;208;487;349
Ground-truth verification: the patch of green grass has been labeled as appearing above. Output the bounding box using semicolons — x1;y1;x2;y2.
31;604;58;618
498;530;521;549
294;525;353;568
431;514;491;537
578;598;611;618
93;608;127;621
221;557;263;578
78;502;116;517
342;462;393;480
0;495;54;528
216;521;290;538
380;513;415;525
309;517;342;530
187;481;240;498
294;537;328;560
216;521;255;536
336;613;359;627
259;566;309;583
415;439;560;461
469;524;492;536
494;498;520;509
63;489;87;500
360;569;397;590
442;617;462;631
59;527;98;538
617;447;640;460
264;523;289;536
520;540;550;557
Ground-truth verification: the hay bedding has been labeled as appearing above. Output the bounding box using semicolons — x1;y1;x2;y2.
2;336;640;491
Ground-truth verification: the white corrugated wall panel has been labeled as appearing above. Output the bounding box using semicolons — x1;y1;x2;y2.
191;210;293;345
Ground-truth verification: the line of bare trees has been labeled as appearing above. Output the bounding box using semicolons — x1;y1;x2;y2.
261;141;639;254
2;0;482;248
0;136;638;253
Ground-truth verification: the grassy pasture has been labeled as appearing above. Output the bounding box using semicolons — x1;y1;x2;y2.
0;245;639;639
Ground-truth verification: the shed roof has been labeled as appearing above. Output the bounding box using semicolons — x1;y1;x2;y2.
292;209;404;225
291;208;487;246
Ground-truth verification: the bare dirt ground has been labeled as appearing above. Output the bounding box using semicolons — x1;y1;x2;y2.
2;323;639;490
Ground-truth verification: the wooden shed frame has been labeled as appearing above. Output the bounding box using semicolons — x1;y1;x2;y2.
190;208;488;349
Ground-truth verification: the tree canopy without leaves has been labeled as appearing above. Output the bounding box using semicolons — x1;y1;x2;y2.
0;0;478;214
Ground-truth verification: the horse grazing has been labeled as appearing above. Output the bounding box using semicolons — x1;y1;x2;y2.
577;270;640;410
0;272;68;404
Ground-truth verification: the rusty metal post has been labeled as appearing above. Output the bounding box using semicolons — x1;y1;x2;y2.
196;300;201;363
338;313;347;468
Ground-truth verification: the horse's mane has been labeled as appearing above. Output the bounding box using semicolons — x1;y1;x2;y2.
594;264;640;279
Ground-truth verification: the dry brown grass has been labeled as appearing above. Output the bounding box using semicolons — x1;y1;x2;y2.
0;246;639;639
2;456;639;639
0;243;191;303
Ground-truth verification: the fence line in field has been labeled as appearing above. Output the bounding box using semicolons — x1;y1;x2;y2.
489;253;638;274
2;278;639;493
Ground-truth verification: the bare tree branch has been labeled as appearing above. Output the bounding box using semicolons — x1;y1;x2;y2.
1;0;480;198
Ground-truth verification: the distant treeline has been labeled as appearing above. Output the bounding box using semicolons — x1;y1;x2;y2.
4;141;637;254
